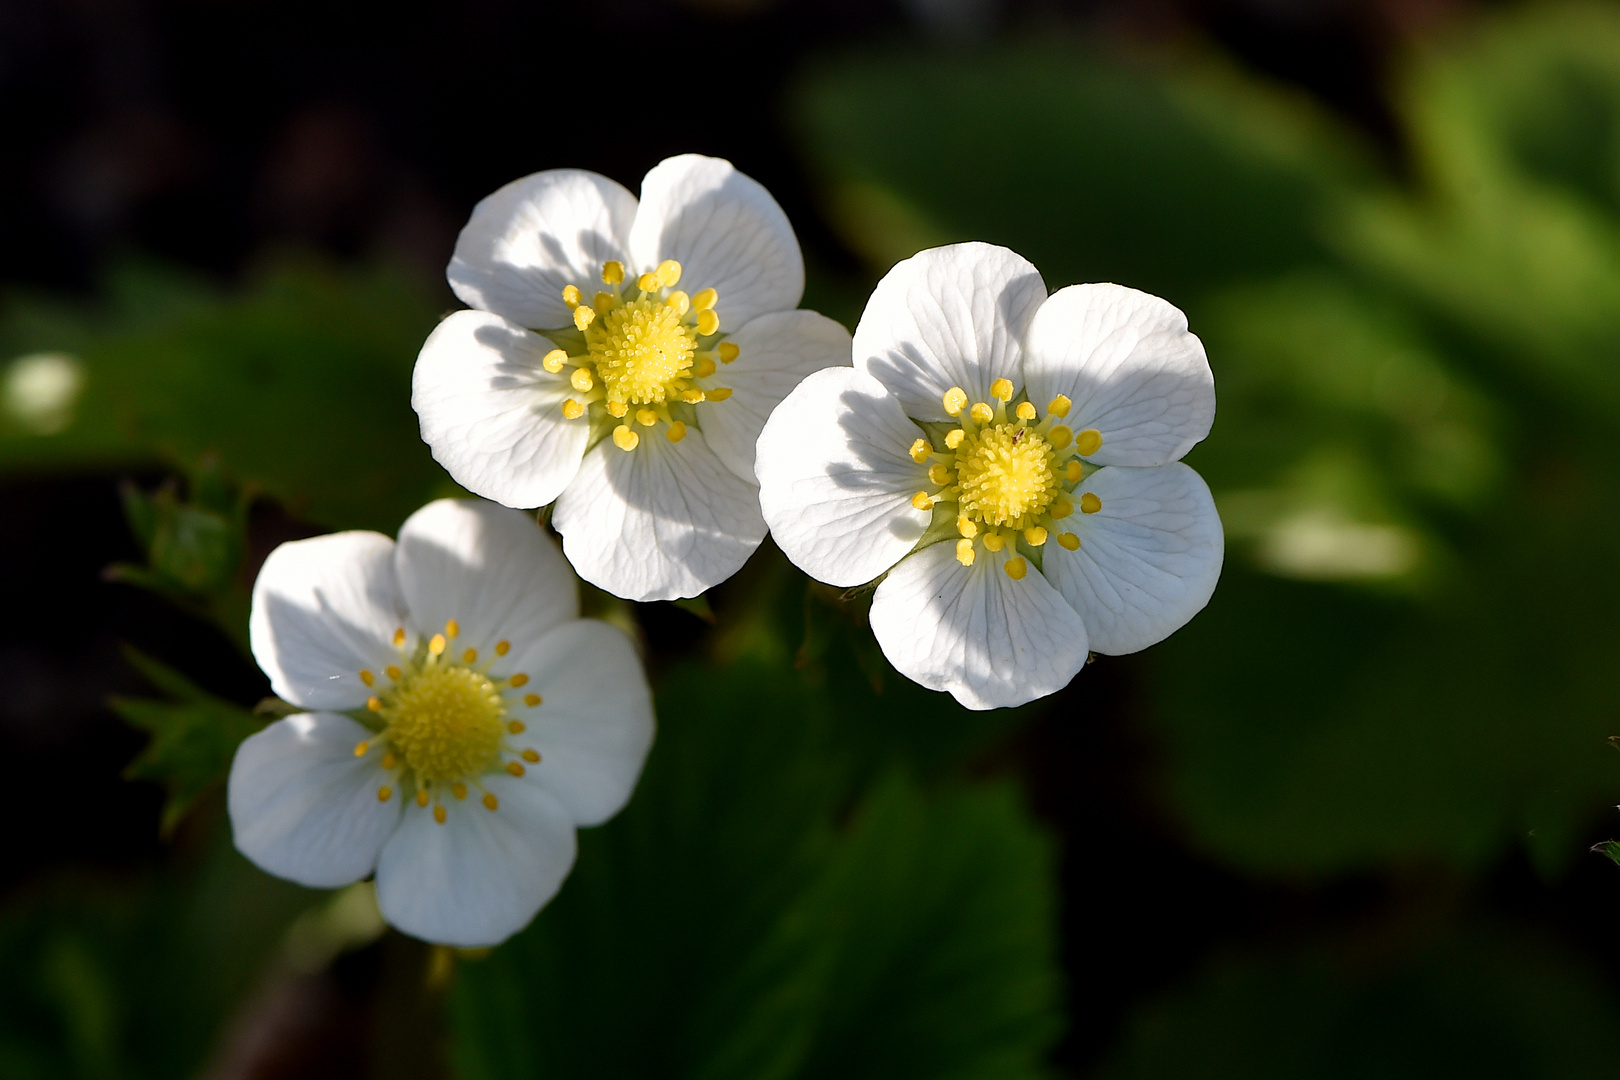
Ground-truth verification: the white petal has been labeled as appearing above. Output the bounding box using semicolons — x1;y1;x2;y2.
1022;284;1215;466
394;499;578;658
249;531;405;710
447;169;637;330
373;773;577;947
755;366;930;587
551;427;767;601
627;154;804;329
228;713;402;889
697;309;852;484
852;243;1047;422
412;310;589;510
502;620;654;827
1045;463;1224;655
869;541;1089;710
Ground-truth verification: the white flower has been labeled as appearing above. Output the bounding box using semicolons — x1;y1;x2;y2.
755;243;1224;710
413;154;852;602
227;498;654;947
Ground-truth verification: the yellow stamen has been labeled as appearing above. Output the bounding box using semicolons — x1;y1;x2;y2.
562;399;585;420
1050;499;1073;519
695;309;720;336
382;752;398;770
692;287;717;310
1047;425;1073;450
522;748;541;763
386;665;402;681
429;634;446;656
452;782;468;800
1047;395;1072;418
570;368;595;392
602;260;624;285
1024;526;1048;546
509;673;530;688
523;693;541;707
983;532;1006;552
360;669;375;687
943;387;968;416
679;389;707;404
434;804;447;824
637;272;658;291
483;793;499;811
928;463;951;486
1066;460;1083;483
957;515;977;538
945;429;966;449
445;619;459;639
990;378;1014;402
636;408;658;427
656;260;682;287
956;538;976;566
1080;492;1102;514
666;290;690;315
495;641;509;656
694;357;716;378
378;786;392;802
666;421;687;443
969;402;994;424
561;284;582;308
718;341;740;363
706;387;732;401
509;720;526;734
574;306;595;331
1015;401;1037;421
1004;557;1028;580
909;438;930;463
1075;428;1103;456
366;697;381;713
416;789;431;807
543;350;568;373
613;425;640;451
1057;532;1080;550
463;648;477;664
607;400;628;418
506;761;526;777
354;741;370;758
912;491;934;511
393;628;406;647
592;292;614;314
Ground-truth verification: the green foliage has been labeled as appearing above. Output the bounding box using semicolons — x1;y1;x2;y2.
451;658;1063;1080
113;647;264;836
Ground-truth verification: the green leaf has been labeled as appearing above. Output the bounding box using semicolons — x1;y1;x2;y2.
113;646;264;836
451;657;1063;1080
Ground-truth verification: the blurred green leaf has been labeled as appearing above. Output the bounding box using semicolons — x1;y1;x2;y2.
113;646;264;836
452;657;1063;1080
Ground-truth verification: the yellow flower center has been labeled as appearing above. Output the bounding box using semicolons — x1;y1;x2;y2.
955;424;1059;528
378;664;504;784
546;260;742;451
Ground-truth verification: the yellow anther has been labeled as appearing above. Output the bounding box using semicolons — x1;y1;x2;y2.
943;387;968;416
382;752;398;770
1065;460;1083;483
957;515;977;538
561;399;585;420
956;538;976;566
945;428;965;449
1004;557;1028;580
912;491;934;511
386;665;402;681
495;641;510;656
1047;395;1072;418
1024;526;1048;546
462;648;477;664
354;740;370;757
706;387;732;401
509;673;530;688
1075;428;1103;456
571;367;595;392
665;290;691;316
452;782;468;800
561;284;582;308
1047;425;1073;450
929;463;951;486
509;720;526;734
694;357;716;378
692;287;718;311
366;697;382;713
378;786;392;802
1050;498;1073;520
506;761;526;777
990;378;1014;402
1015;401;1037;421
521;748;540;763
574;305;595;331
680;389;707;404
637;272;659;291
360;669;375;687
483;793;499;811
523;693;541;707
429;634;446;656
445;619;459;639
983;532;1006;552
434;804;447;824
969;402;994;424
602;260;624;285
1080;492;1102;514
1057;532;1080;550
636;408;658;427
606;400;628;418
656;260;682;287
416;789;431;807
393;628;406;647
718;341;740;363
695;309;720;336
909;438;930;463
613;425;640;451
666;421;687;443
592;291;614;315
542;349;567;373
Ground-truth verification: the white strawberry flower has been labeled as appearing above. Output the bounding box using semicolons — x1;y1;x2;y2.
413;154;851;602
755;243;1223;710
227;499;654;947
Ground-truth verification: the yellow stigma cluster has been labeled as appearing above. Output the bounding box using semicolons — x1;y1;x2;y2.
355;619;546;823
548;259;739;451
909;379;1105;578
